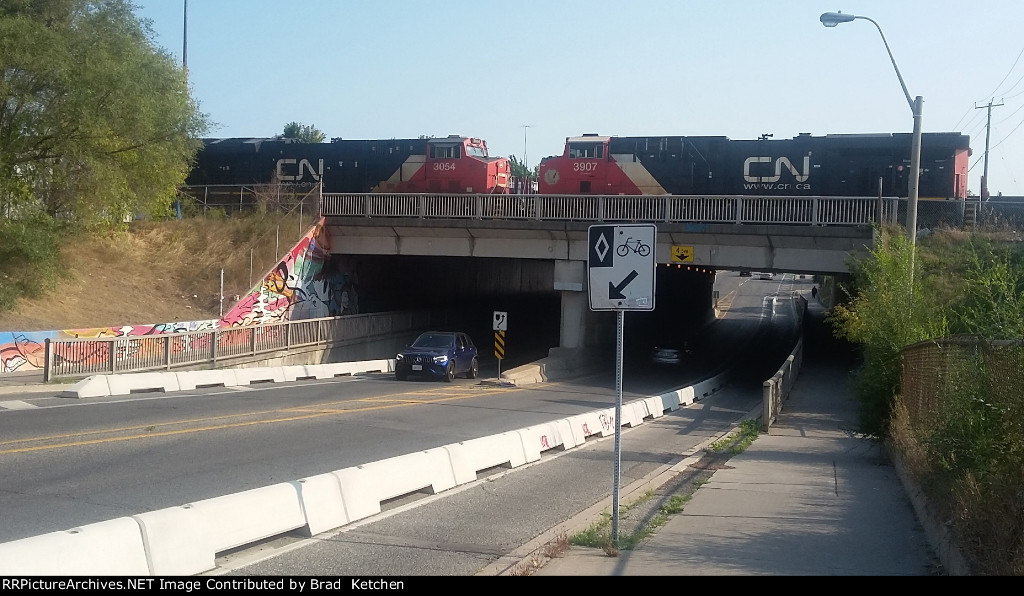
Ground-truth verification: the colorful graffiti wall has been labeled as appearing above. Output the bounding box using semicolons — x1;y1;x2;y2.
1;218;354;375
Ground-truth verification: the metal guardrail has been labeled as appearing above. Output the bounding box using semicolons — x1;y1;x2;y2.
43;310;452;381
320;192;906;226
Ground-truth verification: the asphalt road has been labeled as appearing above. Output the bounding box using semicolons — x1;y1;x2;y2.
0;273;810;572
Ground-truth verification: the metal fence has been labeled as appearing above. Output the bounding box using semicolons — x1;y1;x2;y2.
178;183;321;217
43;310;453;381
320;192;976;228
900;335;1024;428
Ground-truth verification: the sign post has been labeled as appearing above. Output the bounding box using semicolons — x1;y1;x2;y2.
493;311;507;379
587;224;656;546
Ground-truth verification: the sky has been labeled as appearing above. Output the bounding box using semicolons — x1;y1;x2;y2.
133;1;1024;197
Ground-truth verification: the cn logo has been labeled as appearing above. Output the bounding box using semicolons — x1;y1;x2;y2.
276;158;324;182
743;156;810;183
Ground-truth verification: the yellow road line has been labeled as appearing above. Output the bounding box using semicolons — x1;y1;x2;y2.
0;384;516;455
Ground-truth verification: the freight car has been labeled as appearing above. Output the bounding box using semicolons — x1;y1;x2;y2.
538;132;970;202
186;134;511;195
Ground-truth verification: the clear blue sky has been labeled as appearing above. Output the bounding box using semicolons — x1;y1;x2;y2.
134;1;1024;197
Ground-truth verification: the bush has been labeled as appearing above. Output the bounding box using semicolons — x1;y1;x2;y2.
0;216;68;311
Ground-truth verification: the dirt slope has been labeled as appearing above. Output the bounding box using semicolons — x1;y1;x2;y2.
0;214;309;333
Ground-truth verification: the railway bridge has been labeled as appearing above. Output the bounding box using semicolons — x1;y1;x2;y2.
320;192;881;356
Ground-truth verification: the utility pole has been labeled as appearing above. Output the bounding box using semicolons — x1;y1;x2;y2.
521;124;532;171
975;99;1004;201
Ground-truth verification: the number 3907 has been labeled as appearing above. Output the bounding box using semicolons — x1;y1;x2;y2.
572;162;597;172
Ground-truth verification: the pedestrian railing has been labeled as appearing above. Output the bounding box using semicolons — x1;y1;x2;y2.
43;310;453;381
321;192;911;226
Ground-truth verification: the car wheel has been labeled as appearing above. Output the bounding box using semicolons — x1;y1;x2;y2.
466;357;478;379
444;362;454;382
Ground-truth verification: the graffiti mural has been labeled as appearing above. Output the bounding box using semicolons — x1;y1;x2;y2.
0;218;365;375
219;218;335;326
0;332;51;373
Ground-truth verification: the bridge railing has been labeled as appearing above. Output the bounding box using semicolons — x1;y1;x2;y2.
43;310;453;381
320;192;910;226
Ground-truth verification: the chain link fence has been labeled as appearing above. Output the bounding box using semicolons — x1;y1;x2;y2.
177;182;320;219
900;335;1024;428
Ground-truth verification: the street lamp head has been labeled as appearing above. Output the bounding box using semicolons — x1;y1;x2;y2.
820;11;856;27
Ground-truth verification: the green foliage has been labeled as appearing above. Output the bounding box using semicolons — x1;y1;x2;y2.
947;239;1024;339
508;154;536;181
0;215;67;311
900;339;1024;574
283;122;326;144
708;419;760;454
829;226;1024;439
0;0;208;229
827;228;947;436
569;491;694;551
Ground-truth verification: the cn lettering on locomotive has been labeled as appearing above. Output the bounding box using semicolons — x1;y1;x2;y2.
538;132;970;202
186;134;511;195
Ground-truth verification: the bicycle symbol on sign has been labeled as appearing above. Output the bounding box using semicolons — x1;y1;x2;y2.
616;237;651;257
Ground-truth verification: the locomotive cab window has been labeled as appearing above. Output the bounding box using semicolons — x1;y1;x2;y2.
466;145;487;158
568;143;604;159
430;144;461;159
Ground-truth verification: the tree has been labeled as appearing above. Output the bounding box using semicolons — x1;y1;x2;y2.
282;122;326;144
508;155;536;181
0;0;209;227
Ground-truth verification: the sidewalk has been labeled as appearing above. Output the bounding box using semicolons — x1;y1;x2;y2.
532;307;957;576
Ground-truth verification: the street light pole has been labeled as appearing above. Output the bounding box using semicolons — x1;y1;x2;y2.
820;11;922;246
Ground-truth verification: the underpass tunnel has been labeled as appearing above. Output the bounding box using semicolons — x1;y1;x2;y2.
332;254;561;369
327;254;719;370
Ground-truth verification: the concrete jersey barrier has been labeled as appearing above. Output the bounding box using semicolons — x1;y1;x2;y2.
0;366;732;576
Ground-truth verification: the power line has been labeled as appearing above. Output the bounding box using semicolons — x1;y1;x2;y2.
978;44;1024;102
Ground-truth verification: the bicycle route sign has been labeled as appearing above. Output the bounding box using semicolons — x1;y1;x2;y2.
587;224;656;311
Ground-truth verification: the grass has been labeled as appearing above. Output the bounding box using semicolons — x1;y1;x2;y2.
557;419;760;560
708;418;760;455
569;491;694;553
0;212;310;332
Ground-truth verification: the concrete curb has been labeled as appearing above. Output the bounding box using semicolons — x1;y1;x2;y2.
887;441;973;576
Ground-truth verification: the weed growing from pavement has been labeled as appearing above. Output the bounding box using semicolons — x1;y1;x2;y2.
709;419;760;454
569;491;694;553
565;423;762;557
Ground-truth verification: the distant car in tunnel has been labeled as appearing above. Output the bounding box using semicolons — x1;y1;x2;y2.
753;272;775;280
395;331;479;382
651;343;694;366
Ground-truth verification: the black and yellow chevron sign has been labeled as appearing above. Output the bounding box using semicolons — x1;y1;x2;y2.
494;330;505;360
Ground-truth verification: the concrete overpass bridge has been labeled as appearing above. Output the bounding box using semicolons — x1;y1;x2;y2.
320;192;877;358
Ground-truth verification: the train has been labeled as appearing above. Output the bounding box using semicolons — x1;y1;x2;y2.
537;132;971;201
185;134;512;195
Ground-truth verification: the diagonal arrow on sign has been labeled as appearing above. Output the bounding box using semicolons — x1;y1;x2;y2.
609;270;638;299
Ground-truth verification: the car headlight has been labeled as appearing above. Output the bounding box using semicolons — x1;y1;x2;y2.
433;355;448;364
396;353;404;360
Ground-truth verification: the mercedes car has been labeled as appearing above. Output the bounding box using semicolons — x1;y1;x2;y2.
395;331;479;382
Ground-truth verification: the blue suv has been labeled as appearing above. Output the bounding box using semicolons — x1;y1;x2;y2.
395;331;479;382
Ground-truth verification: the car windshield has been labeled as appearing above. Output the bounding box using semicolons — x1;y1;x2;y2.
412;334;455;348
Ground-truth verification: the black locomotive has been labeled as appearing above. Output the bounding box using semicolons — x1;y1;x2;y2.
185;135;511;195
538;132;971;201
